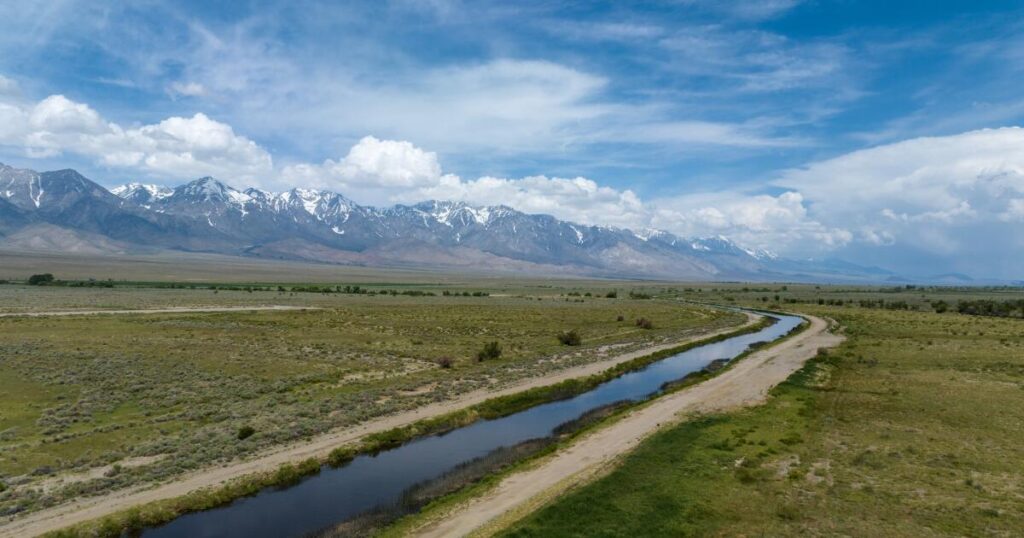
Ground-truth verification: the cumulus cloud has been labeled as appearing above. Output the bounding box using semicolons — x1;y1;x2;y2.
771;127;1024;274
778;127;1024;231
280;136;826;242
0;89;272;180
282;136;444;192
281;136;646;226
647;190;851;253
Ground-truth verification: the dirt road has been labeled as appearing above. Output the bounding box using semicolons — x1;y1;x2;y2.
409;314;842;538
0;305;318;317
0;314;758;538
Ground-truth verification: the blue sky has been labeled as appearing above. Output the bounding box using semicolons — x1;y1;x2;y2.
1;1;1023;279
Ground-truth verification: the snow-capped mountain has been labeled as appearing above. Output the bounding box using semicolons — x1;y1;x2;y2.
109;183;173;208
0;162;894;281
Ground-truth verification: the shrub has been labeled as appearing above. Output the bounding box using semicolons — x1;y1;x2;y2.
635;317;654;330
557;329;582;346
605;290;618;298
28;273;55;285
476;341;502;362
436;357;454;369
237;425;256;440
616;315;625;322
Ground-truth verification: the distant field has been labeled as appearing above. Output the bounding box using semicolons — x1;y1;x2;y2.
0;283;738;517
0;249;472;283
502;294;1024;536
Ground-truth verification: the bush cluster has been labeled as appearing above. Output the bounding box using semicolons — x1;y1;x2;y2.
476;341;502;361
557;329;582;346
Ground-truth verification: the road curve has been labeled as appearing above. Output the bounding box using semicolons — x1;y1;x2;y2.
409;313;843;538
0;313;758;538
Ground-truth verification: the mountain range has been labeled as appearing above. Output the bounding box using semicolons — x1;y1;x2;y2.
0;162;900;281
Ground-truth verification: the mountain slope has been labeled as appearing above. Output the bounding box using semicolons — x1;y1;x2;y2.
0;164;235;252
0;162;896;281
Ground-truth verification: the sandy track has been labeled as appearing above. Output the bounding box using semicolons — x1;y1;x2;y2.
0;314;757;538
410;314;843;538
0;305;318;317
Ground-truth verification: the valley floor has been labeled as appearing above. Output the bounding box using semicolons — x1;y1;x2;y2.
0;291;745;532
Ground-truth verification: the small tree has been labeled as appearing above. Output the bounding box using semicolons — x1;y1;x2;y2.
557;329;582;346
476;341;502;362
28;273;54;285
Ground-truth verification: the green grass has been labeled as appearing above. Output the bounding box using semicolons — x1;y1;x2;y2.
502;306;1024;537
0;286;739;517
43;313;772;538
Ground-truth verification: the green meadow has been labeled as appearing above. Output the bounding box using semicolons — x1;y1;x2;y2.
503;297;1024;536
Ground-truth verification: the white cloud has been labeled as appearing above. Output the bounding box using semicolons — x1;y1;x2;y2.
169;81;206;97
281;136;646;227
771;127;1024;272
313;59;614;153
29;95;106;133
0;74;20;97
280;136;447;201
280;136;829;244
648;190;851;253
1000;198;1024;222
1;62;1021;276
283;129;1024;274
166;21;800;155
779;127;1024;226
418;174;647;229
0;88;272;181
658;25;853;95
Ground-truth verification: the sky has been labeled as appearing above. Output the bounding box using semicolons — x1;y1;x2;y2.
1;0;1023;279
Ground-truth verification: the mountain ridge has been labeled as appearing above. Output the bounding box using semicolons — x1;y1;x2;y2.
0;162;896;282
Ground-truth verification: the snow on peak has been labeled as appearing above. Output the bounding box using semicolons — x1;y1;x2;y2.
633;228;660;241
569;224;584;244
291;188;323;216
178;177;252;206
271;188;354;221
419;200;498;226
111;182;173;199
744;247;778;260
688;235;776;259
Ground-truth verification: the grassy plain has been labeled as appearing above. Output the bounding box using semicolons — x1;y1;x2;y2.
502;291;1024;537
0;280;739;518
